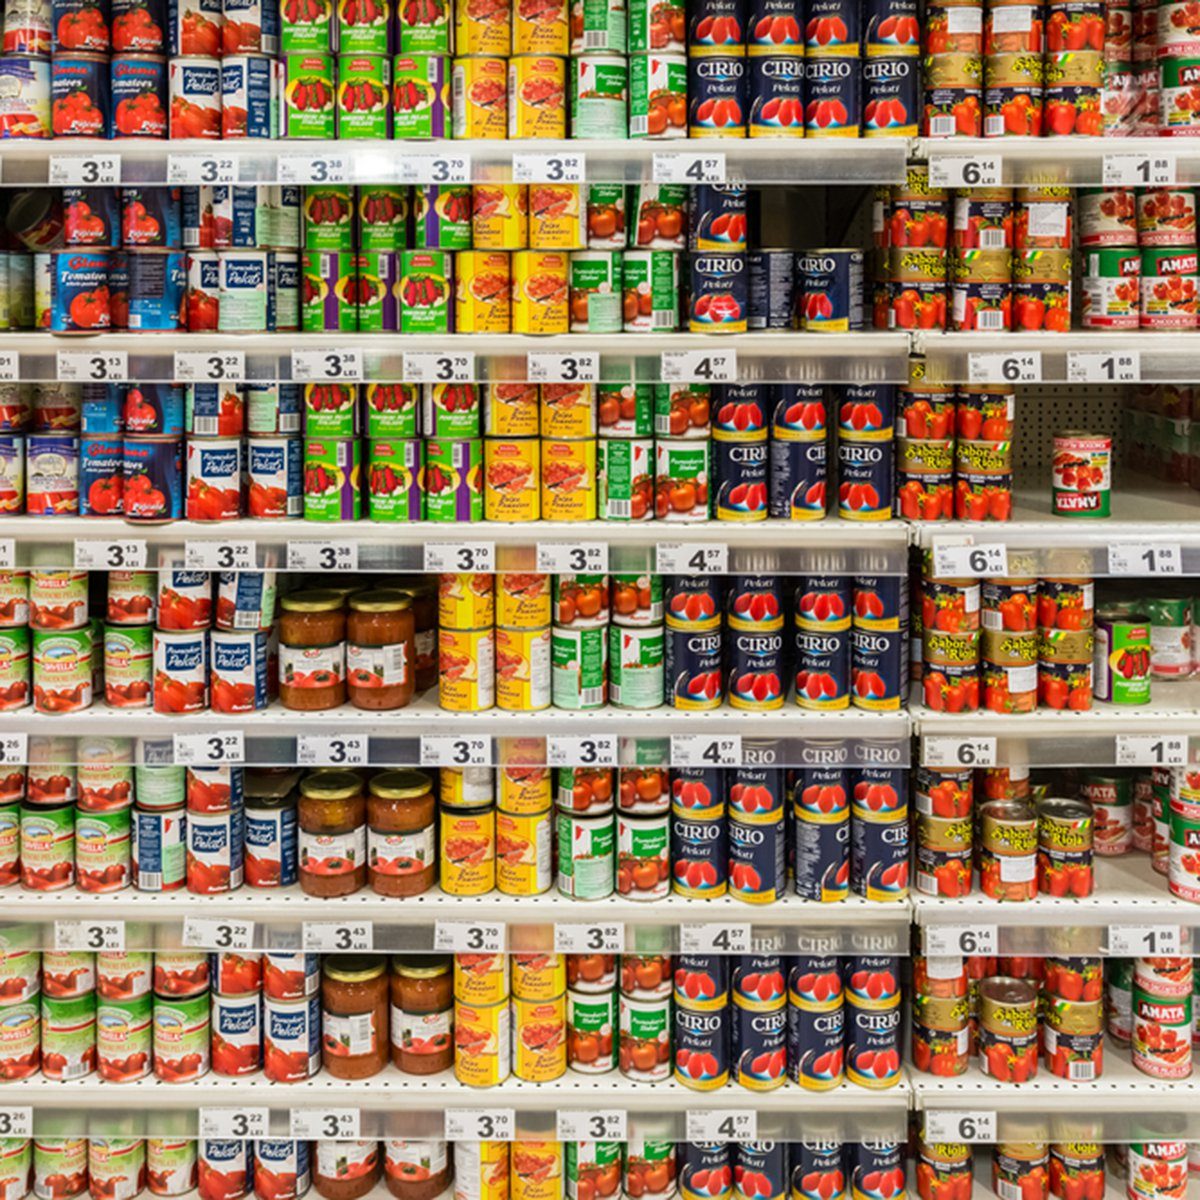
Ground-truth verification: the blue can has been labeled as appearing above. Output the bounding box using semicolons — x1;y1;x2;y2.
109;249;129;319
246;436;303;518
804;0;860;55
666;576;723;630
666;625;724;711
714;434;768;522
124;249;185;331
748;57;805;136
791;1145;846;1200
51;55;112;137
851;764;906;818
795;576;852;632
728;762;784;821
131;805;186;891
713;384;768;436
26;433;79;516
214;185;263;248
731;953;786;1009
837;385;895;441
850;808;908;901
732;996;787;1089
769;437;826;520
122;435;184;521
672;808;728;899
786;991;844;1089
794;627;849;709
799;247;863;332
837;438;893;521
182;187;209;248
186;803;244;890
791;805;848;900
80;435;124;516
688;56;749;136
734;1145;788;1200
674;954;729;1008
81;384;125;434
727;574;783;631
681;1145;732;1200
862;57;919;135
50;249;110;332
674;1004;730;1091
221;54;277;138
842;956;900;1007
64;188;119;248
804;58;859;135
687;0;746;53
788;955;843;1008
670;766;723;815
264;990;321;1077
730;813;787;900
52;0;111;51
748;250;796;330
864;0;918;54
254;1143;310;1199
729;630;785;714
849;627;905;711
121;186;182;249
847;1144;904;1200
111;0;165;49
791;766;848;818
845;997;902;1088
771;384;826;440
124;383;185;435
747;0;802;51
210;628;270;712
687;185;748;253
689;251;749;333
852;575;906;631
110;54;167;138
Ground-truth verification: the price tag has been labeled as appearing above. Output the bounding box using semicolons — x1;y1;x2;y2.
49;154;120;185
931;542;1009;578
653;152;726;184
1116;734;1187;767
74;540;147;570
657;544;729;574
526;351;599;384
278;154;348;184
287;541;358;571
0;353;19;382
0;541;14;571
923;736;997;768
1066;351;1140;383
303;921;374;952
967;351;1041;384
0;735;27;765
1107;925;1183;956
512;152;585;183
185;540;256;570
685;1111;757;1143
923;1112;997;1144
402;154;472;184
547;735;617;768
57;351;128;383
55;920;125;951
290;1110;361;1140
421;736;490;767
403;351;475;383
434;921;506;953
172;731;246;766
0;1109;33;1138
923;925;999;957
445;1110;515;1141
167;154;237;185
182;918;255;951
174;350;246;382
680;923;752;954
423;542;495;573
672;734;742;768
536;542;608;573
928;157;1001;188
199;1109;270;1139
297;734;369;767
291;348;362;382
1103;154;1176;187
554;923;624;954
556;1112;627;1142
661;349;737;383
1108;543;1182;575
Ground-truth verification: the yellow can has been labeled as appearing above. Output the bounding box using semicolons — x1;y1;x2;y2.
511;952;567;1001
484;438;541;521
513;0;568;53
438;627;495;711
441;765;494;807
496;573;551;627
512;995;567;1082
473;184;529;249
540;382;596;438
496;806;553;894
454;1142;510;1200
454;950;510;1004
540;438;596;521
438;572;495;629
498;763;553;813
453;56;509;137
440;801;496;895
456;251;512;333
495;625;552;712
510;1142;564;1200
453;998;511;1087
528;184;585;250
485;383;540;436
508;55;567;138
455;0;511;56
511;250;569;333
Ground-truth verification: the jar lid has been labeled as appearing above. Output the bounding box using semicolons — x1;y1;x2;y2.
281;590;346;614
245;769;301;803
371;769;432;801
393;955;451;979
300;770;363;801
325;955;385;983
350;589;413;614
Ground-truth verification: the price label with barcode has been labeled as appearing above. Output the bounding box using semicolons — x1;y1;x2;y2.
526;351;599;383
185;540;256;570
1107;925;1182;956
1066;351;1140;383
653;152;726;184
1116;734;1187;767
0;735;27;764
199;1109;270;1139
554;923;624;954
287;541;358;571
173;731;245;765
403;351;475;383
174;350;246;382
55;920;125;951
931;542;1009;578
434;921;506;953
422;736;490;767
297;734;369;767
556;1112;627;1142
278;154;348;184
292;348;362;381
424;542;494;573
657;544;728;574
290;1110;361;1140
680;923;752;954
445;1110;514;1141
968;351;1041;384
929;157;1001;188
0;541;14;570
74;540;147;570
547;735;617;767
1108;543;1182;575
303;922;374;952
536;543;607;573
57;351;128;383
923;925;999;957
403;154;471;184
923;736;996;768
661;350;737;383
50;154;120;186
182;918;255;951
0;353;19;382
1103;154;1176;187
513;152;585;183
672;735;741;767
0;1109;33;1138
685;1111;757;1143
922;1112;997;1144
168;154;237;185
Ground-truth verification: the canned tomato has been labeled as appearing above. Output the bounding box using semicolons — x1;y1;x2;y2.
556;809;615;897
511;250;568;333
438;627;494;711
1052;431;1111;517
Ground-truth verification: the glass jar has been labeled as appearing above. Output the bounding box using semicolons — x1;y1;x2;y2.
321;955;388;1080
389;956;453;1074
314;1140;380;1200
299;770;366;897
400;584;436;693
347;590;415;711
368;770;435;897
279;591;346;712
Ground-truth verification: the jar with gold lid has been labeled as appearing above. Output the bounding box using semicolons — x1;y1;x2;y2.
279;590;346;711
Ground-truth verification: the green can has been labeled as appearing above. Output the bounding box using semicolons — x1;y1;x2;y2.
303;437;362;521
556;810;615;898
570;0;626;53
281;0;332;51
20;802;74;891
569;251;623;333
132;765;184;811
597;437;653;521
33;1140;86;1192
75;806;131;894
41;993;96;1081
284;53;337;137
304;187;355;251
365;383;419;438
628;0;683;51
398;0;450;51
654;439;711;520
366;439;423;520
393;53;450;138
97;993;152;1080
0;625;29;710
565;991;618;1075
146;1138;195;1192
598;381;652;437
552;625;608;710
570;54;629;139
1145;595;1192;680
628;51;686;137
103;624;152;710
303;381;358;438
622;250;680;333
0;1140;30;1192
355;251;396;333
301;251;358;333
338;0;389;54
31;627;93;714
152;991;210;1083
0;799;18;885
618;994;670;1080
399;250;452;333
586;183;626;250
358;186;409;251
425;437;484;522
609;623;664;708
337;53;392;137
653;383;708;438
1094;608;1151;705
413;187;473;250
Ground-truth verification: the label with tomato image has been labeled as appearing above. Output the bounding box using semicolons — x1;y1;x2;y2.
219;53;279;138
565;988;618;1073
0;1001;38;1081
541;438;595;521
19;801;74;892
1132;993;1193;1079
85;1138;145;1200
152;992;209;1082
32;627;92;716
255;1140;310;1200
51;249;110;333
40;994;96;1081
62;187;117;248
385;1142;447;1194
210;629;269;713
261;994;320;1081
512;993;567;1080
112;53;168;137
484;437;540;521
245;437;302;519
51;53;111;135
110;0;164;52
454;999;511;1086
283;52;335;135
211;992;261;1076
1140;246;1199;328
801;248;864;331
75;805;131;894
166;57;220;139
121;437;181;521
187;808;244;893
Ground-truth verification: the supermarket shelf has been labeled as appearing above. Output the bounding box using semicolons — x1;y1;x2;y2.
0;137;912;187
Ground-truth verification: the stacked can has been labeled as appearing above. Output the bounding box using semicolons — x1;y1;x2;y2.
979;575;1037;713
950;186;1013;331
29;569;97;715
728;758;786;903
664;574;722;710
672;953;730;1090
1168;767;1200;902
850;573;907;712
628;0;687;136
984;0;1039;136
1044;0;1105;135
785;954;845;1088
1014;186;1073;330
494;570;551;717
894;364;953;520
790;756;850;902
618;952;671;1082
835;384;893;522
453;951;510;1086
914;1140;973;1200
510;953;568;1082
913;765;973;897
1042;956;1104;1081
885;165;950;331
1037;576;1094;711
151;951;212;1082
551;573;609;710
556;759;616;898
184;765;245;895
849;754;908;902
672;763;727;898
792;571;850;712
726;573;784;708
685;0;746;137
438;571;495;712
210;949;261;1078
1131;957;1193;1079
1131;0;1157;134
843;954;902;1087
1080;186;1140;329
1101;0;1137;132
687;183;748;336
922;0;983;135
654;383;711;517
564;952;618;1074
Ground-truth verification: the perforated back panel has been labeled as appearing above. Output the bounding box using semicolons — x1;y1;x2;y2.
1015;384;1129;470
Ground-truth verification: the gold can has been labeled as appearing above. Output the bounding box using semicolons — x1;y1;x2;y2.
510;1141;564;1200
511;250;569;333
495;625;552;711
441;765;494;807
485;438;541;521
438;626;495;711
440;801;496;895
499;763;553;813
529;184;586;249
455;0;512;55
453;56;509;137
540;438;596;521
455;951;511;1003
454;998;512;1086
497;806;554;893
512;994;567;1081
454;1142;511;1200
456;251;512;333
486;383;540;436
513;0;568;53
508;55;567;138
540;382;596;438
497;573;552;627
439;572;495;629
473;184;529;249
512;952;567;1001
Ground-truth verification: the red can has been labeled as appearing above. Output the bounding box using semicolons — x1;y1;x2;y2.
111;54;168;137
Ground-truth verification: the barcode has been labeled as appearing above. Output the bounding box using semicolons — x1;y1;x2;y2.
234;611;260;630
998;1181;1022;1200
977;310;1006;330
928;116;955;138
64;1061;90;1079
351;1015;373;1045
917;871;938;893
138;873;162;889
281;414;301;432
653;311;674;328
194;417;219;436
1070;1062;1095;1081
385;645;408;681
608;500;631;517
581;687;604;705
984;116;1004;137
980;229;1007;248
584;30;606;47
630;116;647;135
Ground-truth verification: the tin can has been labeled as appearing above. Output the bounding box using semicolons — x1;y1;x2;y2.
556;809;615;898
1094;608;1151;704
1051;431;1111;517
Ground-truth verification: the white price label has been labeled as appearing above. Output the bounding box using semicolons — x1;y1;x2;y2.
421;736;490;767
1066;351;1140;383
287;541;358;571
303;921;374;952
653;152;726;184
74;540;147;570
526;351;599;384
55;920;125;951
434;921;506;953
278;154;348;184
931;542;1009;578
661;349;737;383
402;154;472;184
556;1112;627;1142
923;1111;997;1144
1103;154;1176;187
929;157;1001;188
672;734;742;768
0;735;27;765
445;1110;514;1141
554;923;624;954
290;1110;361;1140
1108;543;1182;575
546;735;617;768
0;540;13;570
0;1109;33;1138
291;348;362;382
1116;734;1187;767
297;734;369;767
199;1109;269;1139
423;542;495;573
57;351;128;383
923;736;997;768
168;154;237;185
185;540;256;570
923;925;999;957
172;731;245;765
536;542;608;573
968;351;1042;384
49;154;120;186
685;1111;757;1143
182;918;255;951
680;923;752;954
1107;925;1183;956
656;543;729;574
174;350;246;382
403;351;475;383
0;353;19;382
512;152;585;183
